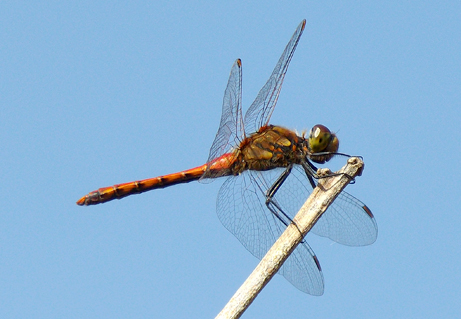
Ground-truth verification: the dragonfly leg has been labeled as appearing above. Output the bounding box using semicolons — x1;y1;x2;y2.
259;164;293;228
301;160;319;189
263;164;307;240
312;151;361;184
312;151;360;160
302;158;356;186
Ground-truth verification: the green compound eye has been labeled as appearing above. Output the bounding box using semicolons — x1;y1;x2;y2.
309;124;335;153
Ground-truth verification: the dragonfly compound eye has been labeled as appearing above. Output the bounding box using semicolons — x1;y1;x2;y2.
309;124;333;153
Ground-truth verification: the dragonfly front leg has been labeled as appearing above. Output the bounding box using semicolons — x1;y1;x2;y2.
302;157;357;187
301;160;319;189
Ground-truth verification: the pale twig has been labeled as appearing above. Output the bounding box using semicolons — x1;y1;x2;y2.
215;157;365;319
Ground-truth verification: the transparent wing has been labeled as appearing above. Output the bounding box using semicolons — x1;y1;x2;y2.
311;192;378;246
265;165;378;246
217;170;324;295
205;59;244;169
243;20;306;135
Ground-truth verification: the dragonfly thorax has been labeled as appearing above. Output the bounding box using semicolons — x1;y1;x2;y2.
230;125;308;174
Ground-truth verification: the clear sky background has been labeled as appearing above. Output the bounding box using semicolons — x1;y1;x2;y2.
1;1;460;318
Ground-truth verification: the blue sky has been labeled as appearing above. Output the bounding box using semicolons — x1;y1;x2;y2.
1;1;460;318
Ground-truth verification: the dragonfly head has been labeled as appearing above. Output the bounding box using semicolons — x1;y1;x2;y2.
307;124;339;163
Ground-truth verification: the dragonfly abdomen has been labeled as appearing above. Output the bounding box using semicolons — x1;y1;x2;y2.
76;164;207;206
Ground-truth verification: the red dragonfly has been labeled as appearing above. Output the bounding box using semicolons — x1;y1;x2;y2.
77;20;377;295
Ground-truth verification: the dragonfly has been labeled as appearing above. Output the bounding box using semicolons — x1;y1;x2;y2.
77;20;378;296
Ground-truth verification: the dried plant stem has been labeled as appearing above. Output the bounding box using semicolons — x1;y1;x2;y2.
215;157;365;319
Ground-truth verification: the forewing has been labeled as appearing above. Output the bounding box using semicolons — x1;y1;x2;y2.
243;20;306;135
205;59;244;166
311;191;378;246
217;170;324;295
268;165;378;247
